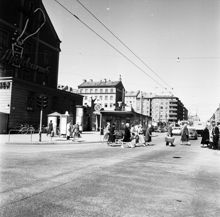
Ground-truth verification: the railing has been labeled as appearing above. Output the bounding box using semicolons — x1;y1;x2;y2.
8;127;35;143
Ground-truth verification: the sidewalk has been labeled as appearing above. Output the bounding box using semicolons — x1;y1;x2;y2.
0;131;105;145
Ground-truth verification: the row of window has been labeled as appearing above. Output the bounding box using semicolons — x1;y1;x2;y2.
80;88;114;94
84;95;114;101
84;102;114;108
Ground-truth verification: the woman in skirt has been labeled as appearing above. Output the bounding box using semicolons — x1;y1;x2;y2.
201;125;210;147
181;124;190;145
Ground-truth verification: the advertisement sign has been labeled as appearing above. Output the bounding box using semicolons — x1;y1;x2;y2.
0;80;12;114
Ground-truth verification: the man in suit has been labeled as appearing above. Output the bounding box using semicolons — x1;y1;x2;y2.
211;121;219;150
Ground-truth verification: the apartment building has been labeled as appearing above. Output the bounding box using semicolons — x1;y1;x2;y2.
151;95;188;123
125;91;188;123
125;91;153;116
78;79;125;111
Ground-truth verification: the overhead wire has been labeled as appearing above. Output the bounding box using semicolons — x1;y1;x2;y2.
54;0;166;89
76;0;173;91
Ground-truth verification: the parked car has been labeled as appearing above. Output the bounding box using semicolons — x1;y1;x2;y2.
188;127;198;140
172;127;181;135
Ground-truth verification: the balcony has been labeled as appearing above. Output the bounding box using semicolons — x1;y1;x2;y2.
169;108;177;111
169;117;177;120
169;103;177;107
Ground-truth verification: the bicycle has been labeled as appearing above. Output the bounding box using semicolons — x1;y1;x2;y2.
18;124;35;134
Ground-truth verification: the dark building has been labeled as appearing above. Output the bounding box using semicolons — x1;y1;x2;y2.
0;0;83;133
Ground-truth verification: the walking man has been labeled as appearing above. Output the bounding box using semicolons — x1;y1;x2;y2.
211;121;219;150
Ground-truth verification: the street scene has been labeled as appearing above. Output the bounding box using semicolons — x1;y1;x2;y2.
0;0;220;216
1;133;220;217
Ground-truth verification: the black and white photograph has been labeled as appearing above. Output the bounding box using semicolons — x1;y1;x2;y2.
0;0;220;216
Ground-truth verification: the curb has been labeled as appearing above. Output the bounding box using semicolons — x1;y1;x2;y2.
4;140;106;145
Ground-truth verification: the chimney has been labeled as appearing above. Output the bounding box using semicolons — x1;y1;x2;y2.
90;79;93;82
83;79;87;83
119;74;122;81
104;78;107;83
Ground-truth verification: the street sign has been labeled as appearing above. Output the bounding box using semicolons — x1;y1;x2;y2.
94;104;102;111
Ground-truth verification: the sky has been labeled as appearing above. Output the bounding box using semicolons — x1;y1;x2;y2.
43;0;220;122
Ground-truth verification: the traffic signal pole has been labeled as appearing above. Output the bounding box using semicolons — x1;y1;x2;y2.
37;94;48;142
39;108;43;142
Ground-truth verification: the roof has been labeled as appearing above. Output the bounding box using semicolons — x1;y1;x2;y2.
100;110;150;118
48;112;61;116
78;80;123;88
137;92;155;98
125;91;140;97
41;1;61;44
153;95;178;99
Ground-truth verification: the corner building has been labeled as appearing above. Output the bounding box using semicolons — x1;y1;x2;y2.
0;0;83;133
78;79;125;111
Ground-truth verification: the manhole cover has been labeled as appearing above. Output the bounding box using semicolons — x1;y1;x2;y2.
173;156;181;159
176;200;182;202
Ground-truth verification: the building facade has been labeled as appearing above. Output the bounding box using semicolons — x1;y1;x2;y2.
151;95;188;123
125;91;140;111
78;79;125;111
210;104;220;124
0;0;83;133
125;91;153;116
125;91;188;124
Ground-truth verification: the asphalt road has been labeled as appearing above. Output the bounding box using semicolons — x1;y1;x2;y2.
0;134;220;217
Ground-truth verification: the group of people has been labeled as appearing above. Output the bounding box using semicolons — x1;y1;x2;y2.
66;121;82;140
165;121;220;150
165;123;191;146
201;121;219;150
104;122;153;148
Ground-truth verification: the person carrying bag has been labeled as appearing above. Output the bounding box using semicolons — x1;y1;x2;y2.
165;123;175;146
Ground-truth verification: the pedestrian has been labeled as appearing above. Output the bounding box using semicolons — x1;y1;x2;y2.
123;123;131;142
108;123;116;144
103;122;111;141
129;132;137;148
180;124;190;145
165;123;175;146
130;124;135;135
138;124;145;146
201;125;210;147
47;120;53;136
211;121;219;150
74;123;80;138
79;124;83;134
66;120;73;140
145;123;152;146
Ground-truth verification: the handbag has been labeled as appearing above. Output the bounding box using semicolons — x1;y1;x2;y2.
165;135;175;143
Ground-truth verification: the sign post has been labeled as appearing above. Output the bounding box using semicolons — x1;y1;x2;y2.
39;108;43;142
94;104;102;134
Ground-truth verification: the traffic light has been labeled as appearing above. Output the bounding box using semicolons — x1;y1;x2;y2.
42;96;48;108
36;95;48;109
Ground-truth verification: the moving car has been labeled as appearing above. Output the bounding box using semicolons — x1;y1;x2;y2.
172;127;181;135
188;127;198;140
